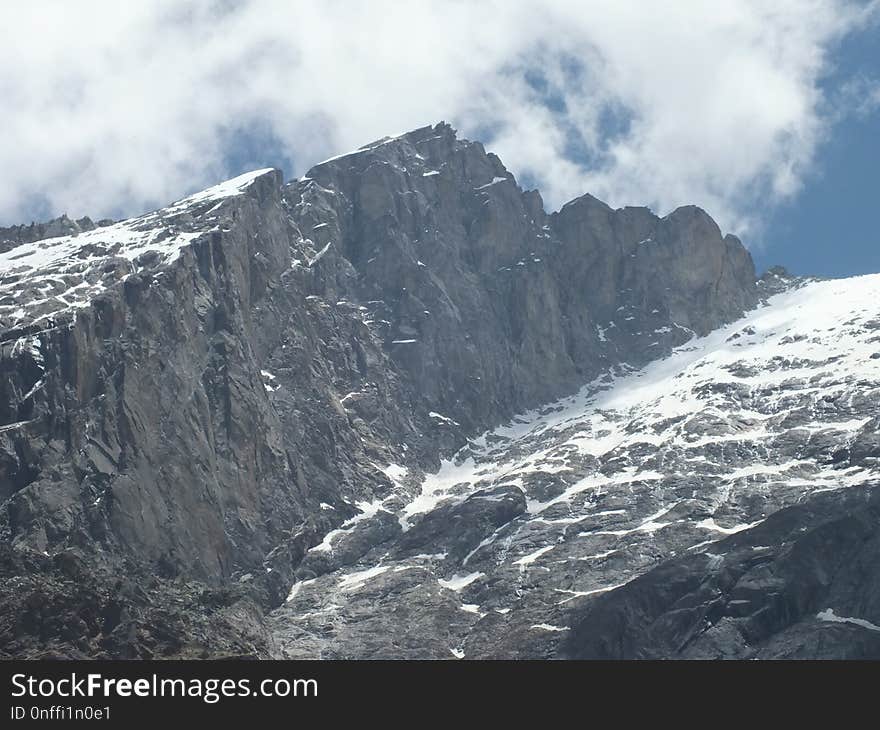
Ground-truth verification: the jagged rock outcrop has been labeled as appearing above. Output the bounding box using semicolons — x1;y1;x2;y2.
9;122;864;660
0;214;113;254
561;484;880;659
286;123;757;434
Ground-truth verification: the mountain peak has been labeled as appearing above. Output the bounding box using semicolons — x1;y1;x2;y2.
307;122;461;173
5;125;869;662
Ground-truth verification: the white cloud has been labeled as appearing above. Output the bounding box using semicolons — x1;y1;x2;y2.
837;75;880;120
0;0;876;238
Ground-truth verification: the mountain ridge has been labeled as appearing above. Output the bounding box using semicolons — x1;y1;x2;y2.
0;122;874;659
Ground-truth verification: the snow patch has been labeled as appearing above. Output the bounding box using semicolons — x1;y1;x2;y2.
513;545;555;568
438;572;484;591
816;608;880;632
338;565;391;591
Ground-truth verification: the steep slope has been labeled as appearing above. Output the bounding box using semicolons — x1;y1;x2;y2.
285;123;756;435
269;273;880;658
0;122;779;658
561;483;880;659
0;167;416;657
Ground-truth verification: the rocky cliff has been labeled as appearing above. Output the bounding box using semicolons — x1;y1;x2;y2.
286;123;756;436
2;123;874;660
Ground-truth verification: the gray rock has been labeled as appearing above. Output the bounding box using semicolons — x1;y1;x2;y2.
560;485;880;660
5;122;858;661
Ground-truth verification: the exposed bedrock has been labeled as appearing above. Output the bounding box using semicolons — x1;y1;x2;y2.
0;123;772;658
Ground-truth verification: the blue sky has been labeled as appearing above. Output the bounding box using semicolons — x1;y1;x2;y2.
1;1;878;279
756;26;880;277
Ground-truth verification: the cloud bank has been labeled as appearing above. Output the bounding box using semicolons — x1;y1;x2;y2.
1;0;877;237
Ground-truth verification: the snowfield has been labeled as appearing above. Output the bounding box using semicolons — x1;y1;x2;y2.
274;273;880;658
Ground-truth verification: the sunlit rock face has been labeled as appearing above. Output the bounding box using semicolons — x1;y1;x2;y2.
1;123;876;659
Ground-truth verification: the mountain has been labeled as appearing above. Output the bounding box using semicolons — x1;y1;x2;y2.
273;271;880;658
0;123;876;659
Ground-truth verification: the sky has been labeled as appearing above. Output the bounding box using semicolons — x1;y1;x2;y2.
0;0;878;277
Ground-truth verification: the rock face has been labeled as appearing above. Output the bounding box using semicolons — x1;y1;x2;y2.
287;123;757;434
561;484;880;659
1;122;875;660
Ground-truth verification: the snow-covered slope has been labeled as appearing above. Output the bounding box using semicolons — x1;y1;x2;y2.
270;273;880;658
0;169;276;330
